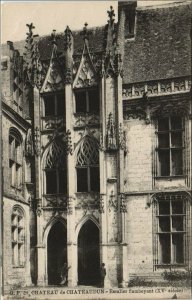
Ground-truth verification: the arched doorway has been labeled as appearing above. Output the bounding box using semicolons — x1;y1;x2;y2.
78;220;100;286
47;221;67;285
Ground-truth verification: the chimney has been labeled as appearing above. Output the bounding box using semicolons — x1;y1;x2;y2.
118;1;137;38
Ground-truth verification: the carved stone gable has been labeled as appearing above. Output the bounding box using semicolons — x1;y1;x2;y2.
41;60;64;93
73;54;98;88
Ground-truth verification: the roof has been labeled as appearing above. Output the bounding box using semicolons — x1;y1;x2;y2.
123;1;191;84
2;1;191;84
38;26;106;60
1;26;106;59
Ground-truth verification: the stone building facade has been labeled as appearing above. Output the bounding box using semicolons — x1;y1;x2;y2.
1;1;191;289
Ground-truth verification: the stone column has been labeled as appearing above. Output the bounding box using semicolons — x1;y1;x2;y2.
63;26;77;287
116;73;129;287
99;76;111;287
101;75;120;287
36;244;46;286
67;197;76;287
65;81;77;287
32;87;46;286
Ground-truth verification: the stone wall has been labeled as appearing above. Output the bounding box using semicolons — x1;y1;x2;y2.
124;119;153;192
126;195;153;276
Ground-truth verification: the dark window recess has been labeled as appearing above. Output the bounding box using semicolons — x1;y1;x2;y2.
158;133;169;148
172;234;184;264
75;89;99;113
57;94;65;116
158;118;169;131
46;169;67;194
90;166;100;192
89;90;99;113
46;170;57;194
159;201;170;215
172;149;183;175
171;116;182;130
159;217;170;232
77;168;88;192
159;234;171;264
157;117;183;176
44;96;55;116
172;201;183;214
128;17;134;36
44;94;65;116
124;1;137;38
171;133;182;147
59;170;67;194
159;150;170;176
75;92;87;113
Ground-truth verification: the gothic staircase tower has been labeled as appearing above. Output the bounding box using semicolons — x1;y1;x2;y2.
100;6;128;287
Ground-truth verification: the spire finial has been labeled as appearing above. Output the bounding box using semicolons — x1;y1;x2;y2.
80;22;92;41
64;25;72;50
51;29;57;46
26;23;35;31
107;6;115;24
24;23;39;86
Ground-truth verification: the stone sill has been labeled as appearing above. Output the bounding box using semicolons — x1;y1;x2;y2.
154;264;187;269
75;192;100;195
155;176;186;180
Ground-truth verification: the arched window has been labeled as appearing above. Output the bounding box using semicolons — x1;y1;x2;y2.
11;206;25;267
76;136;99;192
9;128;23;189
44;137;67;194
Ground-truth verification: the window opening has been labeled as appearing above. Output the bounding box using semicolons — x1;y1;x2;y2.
75;88;99;114
76;136;100;192
44;138;67;194
11;207;25;267
9;130;22;189
157;116;183;176
153;193;189;268
43;94;65;117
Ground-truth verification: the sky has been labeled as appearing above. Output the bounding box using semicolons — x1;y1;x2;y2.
1;1;187;44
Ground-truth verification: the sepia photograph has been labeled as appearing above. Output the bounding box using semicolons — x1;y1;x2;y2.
1;0;191;299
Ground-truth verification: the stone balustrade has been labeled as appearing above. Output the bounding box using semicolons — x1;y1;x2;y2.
41;116;65;131
73;113;100;129
122;76;191;100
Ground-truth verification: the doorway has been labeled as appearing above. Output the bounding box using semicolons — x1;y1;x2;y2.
47;221;67;285
78;220;100;286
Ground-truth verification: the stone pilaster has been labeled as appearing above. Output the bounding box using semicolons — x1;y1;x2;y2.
32;85;45;286
64;28;76;286
116;74;129;286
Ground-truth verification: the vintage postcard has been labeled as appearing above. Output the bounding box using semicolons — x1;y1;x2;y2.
1;0;191;299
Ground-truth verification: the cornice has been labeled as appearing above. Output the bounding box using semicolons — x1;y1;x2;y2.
3;192;30;206
122;76;191;100
2;101;31;132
